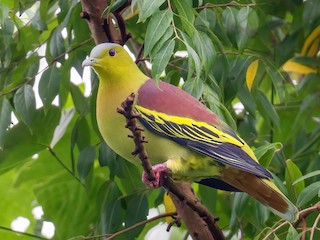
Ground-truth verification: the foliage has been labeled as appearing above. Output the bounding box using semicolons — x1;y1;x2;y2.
0;0;320;239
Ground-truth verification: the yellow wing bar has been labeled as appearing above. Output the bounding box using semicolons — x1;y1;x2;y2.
135;105;272;179
135;105;244;147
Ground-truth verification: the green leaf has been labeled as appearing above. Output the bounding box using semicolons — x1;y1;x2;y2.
35;173;100;239
2;17;14;48
13;84;36;128
101;0;116;17
296;181;320;207
150;27;173;57
222;7;238;47
254;90;280;128
272;173;288;197
113;160;144;194
293;170;320;185
39;66;61;110
0;97;11;149
173;0;195;36
236;7;259;49
0;169;36;239
222;108;238;132
0;55;39;95
203;80;223;115
144;10;173;56
254;142;283;168
124;193;149;238
69;83;89;115
286;224;302;240
193;31;216;75
151;39;175;81
18;25;41;53
98;141;117;167
303;0;320;26
267;66;287;102
292;56;320;68
39;0;50;20
237;86;256;116
182;77;204;99
195;8;216;31
198;184;217;214
181;35;201;81
50;108;75;148
77;145;95;183
48;27;65;59
285;159;304;202
230;192;249;228
99;181;123;234
138;0;166;22
75;116;91;151
0;107;61;172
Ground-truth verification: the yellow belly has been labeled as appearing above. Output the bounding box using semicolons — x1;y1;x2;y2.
96;84;220;181
98;108;220;180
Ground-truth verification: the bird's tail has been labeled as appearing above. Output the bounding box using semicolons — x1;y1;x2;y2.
222;169;298;222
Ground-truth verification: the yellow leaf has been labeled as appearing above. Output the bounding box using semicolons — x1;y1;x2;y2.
124;8;140;20
246;59;259;91
282;60;316;75
163;193;176;223
301;25;320;56
307;38;320;57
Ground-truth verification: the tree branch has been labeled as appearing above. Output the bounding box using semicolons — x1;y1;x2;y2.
294;201;320;228
80;0;131;45
80;0;109;44
81;212;177;240
117;93;225;240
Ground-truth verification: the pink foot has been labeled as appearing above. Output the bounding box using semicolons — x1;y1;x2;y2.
142;163;170;188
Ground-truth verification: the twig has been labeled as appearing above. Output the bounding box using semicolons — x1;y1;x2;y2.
80;212;176;240
117;93;225;240
108;212;176;240
0;226;47;240
262;221;289;240
261;202;320;240
113;12;131;45
294;202;320;228
309;213;320;240
134;44;145;64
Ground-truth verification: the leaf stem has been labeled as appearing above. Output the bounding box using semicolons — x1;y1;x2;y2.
48;147;84;187
0;38;93;97
167;0;182;41
0;226;47;240
195;1;268;9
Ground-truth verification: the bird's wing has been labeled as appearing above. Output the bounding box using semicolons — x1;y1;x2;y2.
135;105;272;179
136;79;271;179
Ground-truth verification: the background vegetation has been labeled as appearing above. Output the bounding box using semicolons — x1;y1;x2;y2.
0;0;319;239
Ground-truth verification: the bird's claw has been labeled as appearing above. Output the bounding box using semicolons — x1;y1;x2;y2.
142;163;169;188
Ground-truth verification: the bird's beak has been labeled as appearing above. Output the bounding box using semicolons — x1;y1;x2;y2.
82;57;96;67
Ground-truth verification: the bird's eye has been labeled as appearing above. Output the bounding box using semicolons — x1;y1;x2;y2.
109;49;116;56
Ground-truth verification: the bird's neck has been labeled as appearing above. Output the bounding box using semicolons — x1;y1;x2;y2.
96;68;149;123
96;69;149;159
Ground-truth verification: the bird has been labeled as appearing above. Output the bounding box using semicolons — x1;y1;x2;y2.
82;42;298;222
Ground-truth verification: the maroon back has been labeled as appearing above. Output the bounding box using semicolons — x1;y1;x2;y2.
137;79;219;125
